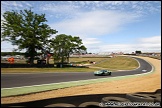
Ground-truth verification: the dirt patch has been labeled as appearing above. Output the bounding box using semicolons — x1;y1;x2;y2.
1;56;161;104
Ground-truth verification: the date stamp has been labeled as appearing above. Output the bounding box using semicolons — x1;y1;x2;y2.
99;102;161;107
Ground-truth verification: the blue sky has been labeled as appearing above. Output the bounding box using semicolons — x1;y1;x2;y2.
1;1;161;53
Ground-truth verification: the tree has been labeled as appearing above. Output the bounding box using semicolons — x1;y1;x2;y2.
49;34;87;66
1;8;57;64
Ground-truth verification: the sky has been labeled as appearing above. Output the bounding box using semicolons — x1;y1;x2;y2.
1;1;161;54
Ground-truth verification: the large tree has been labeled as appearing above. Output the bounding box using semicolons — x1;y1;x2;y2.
49;34;87;66
1;9;57;64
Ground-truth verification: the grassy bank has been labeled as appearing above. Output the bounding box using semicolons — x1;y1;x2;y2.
91;56;139;70
1;56;139;73
1;68;98;73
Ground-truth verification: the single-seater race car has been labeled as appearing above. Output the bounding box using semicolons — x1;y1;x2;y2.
94;70;112;76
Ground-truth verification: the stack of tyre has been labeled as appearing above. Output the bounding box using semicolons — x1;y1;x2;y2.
45;89;161;107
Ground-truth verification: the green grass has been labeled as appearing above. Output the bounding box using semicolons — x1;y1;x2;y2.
1;56;139;73
92;56;139;70
69;57;108;63
1;68;98;73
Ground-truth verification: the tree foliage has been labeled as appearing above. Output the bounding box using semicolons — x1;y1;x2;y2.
1;9;58;64
49;34;87;65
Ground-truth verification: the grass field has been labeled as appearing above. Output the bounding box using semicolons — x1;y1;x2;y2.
1;68;98;73
91;56;139;70
69;57;107;64
1;56;139;73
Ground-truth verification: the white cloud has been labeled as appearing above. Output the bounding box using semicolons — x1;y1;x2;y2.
1;1;10;6
1;1;33;18
1;1;32;11
139;36;161;44
39;1;160;20
1;1;24;8
21;1;32;7
51;10;140;38
1;41;17;52
136;36;161;52
98;44;135;53
1;1;160;53
41;3;80;16
86;36;161;53
83;38;101;45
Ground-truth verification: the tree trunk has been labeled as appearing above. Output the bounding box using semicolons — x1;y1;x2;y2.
28;46;36;65
29;57;34;65
61;55;64;67
67;53;70;63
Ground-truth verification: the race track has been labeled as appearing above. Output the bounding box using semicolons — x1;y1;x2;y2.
1;57;153;88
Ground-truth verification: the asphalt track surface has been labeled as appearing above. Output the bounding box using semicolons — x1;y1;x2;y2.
1;57;152;88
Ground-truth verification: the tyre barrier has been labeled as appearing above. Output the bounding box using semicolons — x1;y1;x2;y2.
151;94;161;103
126;93;161;107
1;90;161;107
78;102;100;107
126;93;155;102
154;97;161;103
101;96;131;107
155;89;161;94
102;96;131;102
146;94;161;102
45;103;76;107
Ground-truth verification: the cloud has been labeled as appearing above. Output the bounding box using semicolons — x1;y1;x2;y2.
98;44;135;53
39;1;160;20
1;1;24;8
87;36;161;53
136;36;161;52
1;41;17;52
139;36;161;44
83;38;101;45
51;10;140;38
21;1;32;7
1;1;32;13
1;1;160;53
40;3;80;17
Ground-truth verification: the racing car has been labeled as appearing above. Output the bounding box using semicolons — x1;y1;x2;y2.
94;70;112;76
